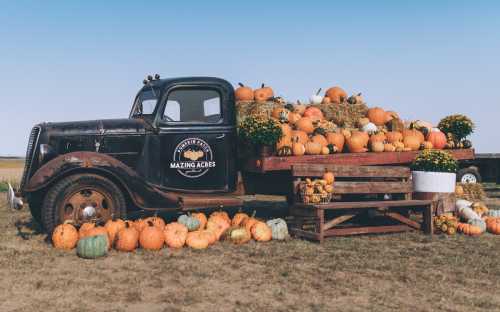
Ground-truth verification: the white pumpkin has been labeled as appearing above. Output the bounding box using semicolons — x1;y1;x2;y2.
361;122;378;134
457;199;480;222
266;218;289;240
309;88;323;105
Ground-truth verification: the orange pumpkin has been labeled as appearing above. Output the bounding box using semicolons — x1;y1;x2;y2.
291;130;309;145
293;103;307;115
199;229;218;245
191;212;207;230
206;218;230;241
370;141;385;153
384;143;396;152
295;117;315;134
232;212;250;227
369;132;386;144
462;224;482;236
292;142;306;156
386;131;403;144
186;231;209;249
403;135;421;151
235;83;254;101
322;96;331;104
325;87;347;104
209;211;231;226
133;218;148;233
52;223;79;250
486;218;500;234
139;221;165;250
288;112;302;125
326;132;345;151
78;222;96;239
347;133;368;153
104;219;126;245
251;221;272;242
311;134;328;147
243;214;260;233
427;131;447;150
163;222;188;249
303;107;324;121
116;223;139;252
260;84;274;99
145;216;166;231
367;107;387;126
276;135;292;151
402;129;425;144
305;141;323;155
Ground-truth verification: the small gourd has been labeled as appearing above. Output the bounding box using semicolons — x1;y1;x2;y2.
309;88;323;105
370;141;385;153
361;122;377;134
178;214;201;231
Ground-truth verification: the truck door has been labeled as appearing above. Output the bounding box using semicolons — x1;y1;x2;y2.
156;84;236;193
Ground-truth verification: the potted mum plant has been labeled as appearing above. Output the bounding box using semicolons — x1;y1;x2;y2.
238;116;283;157
438;114;475;147
411;150;458;193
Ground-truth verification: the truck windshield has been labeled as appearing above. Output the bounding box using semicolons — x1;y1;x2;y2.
132;89;158;117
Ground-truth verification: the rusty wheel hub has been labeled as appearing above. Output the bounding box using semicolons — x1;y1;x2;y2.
60;188;113;225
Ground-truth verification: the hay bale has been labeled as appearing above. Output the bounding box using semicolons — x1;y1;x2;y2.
236;101;281;125
311;102;368;128
456;183;486;201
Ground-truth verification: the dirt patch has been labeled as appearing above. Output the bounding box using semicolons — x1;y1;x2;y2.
1;196;500;312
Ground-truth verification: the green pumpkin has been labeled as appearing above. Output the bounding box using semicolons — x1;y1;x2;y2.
178;214;200;231
77;235;108;259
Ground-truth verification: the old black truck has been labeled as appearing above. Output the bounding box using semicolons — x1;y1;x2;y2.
8;75;479;233
8;76;243;233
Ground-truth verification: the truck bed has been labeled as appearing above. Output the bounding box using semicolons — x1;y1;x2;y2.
244;149;475;173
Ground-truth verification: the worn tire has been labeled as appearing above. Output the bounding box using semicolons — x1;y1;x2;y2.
457;167;482;184
41;174;126;234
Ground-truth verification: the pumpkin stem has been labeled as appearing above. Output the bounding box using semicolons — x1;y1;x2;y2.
316;88;322;95
357;92;362;96
261;83;265;88
250;210;256;218
147;220;154;227
238;82;244;87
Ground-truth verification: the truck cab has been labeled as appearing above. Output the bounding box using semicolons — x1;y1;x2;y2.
9;76;239;233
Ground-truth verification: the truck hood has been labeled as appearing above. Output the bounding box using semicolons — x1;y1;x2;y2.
41;118;147;136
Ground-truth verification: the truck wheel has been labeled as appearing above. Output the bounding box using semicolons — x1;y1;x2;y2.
41;174;126;234
457;167;482;184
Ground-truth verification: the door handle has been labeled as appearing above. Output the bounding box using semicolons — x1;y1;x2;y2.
216;134;225;139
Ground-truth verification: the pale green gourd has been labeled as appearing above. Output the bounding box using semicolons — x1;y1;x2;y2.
178;214;200;232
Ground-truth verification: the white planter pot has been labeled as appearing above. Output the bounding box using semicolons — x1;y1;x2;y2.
412;171;456;193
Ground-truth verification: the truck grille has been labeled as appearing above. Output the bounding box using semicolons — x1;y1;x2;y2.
20;126;41;192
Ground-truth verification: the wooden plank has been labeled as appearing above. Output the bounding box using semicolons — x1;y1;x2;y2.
323;214;355;230
292;164;410;178
244;149;475;173
414;192;456;215
293;199;432;210
289;228;320;240
385;212;421;230
333;181;413;194
324;225;411;237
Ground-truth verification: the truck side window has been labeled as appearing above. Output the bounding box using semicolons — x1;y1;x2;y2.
163;89;221;123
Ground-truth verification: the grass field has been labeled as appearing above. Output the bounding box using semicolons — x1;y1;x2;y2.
1;159;500;311
1;197;500;311
0;159;23;192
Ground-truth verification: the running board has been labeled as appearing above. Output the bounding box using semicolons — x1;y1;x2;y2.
175;193;244;211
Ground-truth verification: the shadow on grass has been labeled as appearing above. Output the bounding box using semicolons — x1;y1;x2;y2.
14;218;43;240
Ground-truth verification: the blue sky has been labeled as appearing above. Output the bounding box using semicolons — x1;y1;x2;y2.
1;1;499;155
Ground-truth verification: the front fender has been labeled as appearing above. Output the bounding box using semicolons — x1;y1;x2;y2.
24;151;177;209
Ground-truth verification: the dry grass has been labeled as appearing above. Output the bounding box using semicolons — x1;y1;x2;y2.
1;194;500;312
0;159;23;191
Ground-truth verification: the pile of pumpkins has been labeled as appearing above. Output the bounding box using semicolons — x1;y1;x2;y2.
434;199;500;236
51;211;289;259
235;83;459;156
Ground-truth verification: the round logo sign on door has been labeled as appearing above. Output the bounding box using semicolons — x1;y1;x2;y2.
170;138;216;178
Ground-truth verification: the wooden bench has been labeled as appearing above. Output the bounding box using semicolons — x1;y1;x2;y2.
288;164;434;243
